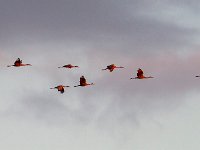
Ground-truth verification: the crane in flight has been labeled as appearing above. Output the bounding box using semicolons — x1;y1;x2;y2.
102;64;124;72
74;76;94;87
50;85;70;94
130;68;154;79
7;58;32;67
58;64;79;69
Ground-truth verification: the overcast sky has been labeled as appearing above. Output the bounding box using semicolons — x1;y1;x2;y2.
0;0;200;150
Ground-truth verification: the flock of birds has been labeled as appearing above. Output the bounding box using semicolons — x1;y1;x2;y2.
6;58;200;94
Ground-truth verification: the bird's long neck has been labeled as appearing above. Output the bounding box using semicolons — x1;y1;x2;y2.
130;77;139;79
21;64;31;66
115;66;124;68
144;76;154;79
80;82;91;86
7;65;14;67
86;83;94;86
63;86;70;87
74;85;81;87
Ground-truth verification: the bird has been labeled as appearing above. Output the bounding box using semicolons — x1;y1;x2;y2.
102;64;124;72
50;85;70;94
130;68;154;79
74;76;94;87
7;58;32;67
196;76;200;77
58;64;79;69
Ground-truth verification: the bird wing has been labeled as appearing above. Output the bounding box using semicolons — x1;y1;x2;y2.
60;87;65;93
137;69;144;77
107;65;112;69
14;58;22;65
110;68;114;72
80;77;86;85
107;65;115;72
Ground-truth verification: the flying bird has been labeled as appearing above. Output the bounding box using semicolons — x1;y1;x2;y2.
50;85;70;94
102;64;124;72
74;76;94;87
130;68;154;79
58;64;79;69
196;76;200;77
7;58;32;67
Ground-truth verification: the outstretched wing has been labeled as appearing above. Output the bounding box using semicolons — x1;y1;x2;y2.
80;76;86;85
107;64;115;72
137;68;144;77
60;87;65;93
14;58;22;65
66;64;72;68
57;86;65;93
109;68;114;72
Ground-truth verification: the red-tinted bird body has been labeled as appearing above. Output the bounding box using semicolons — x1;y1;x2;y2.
102;64;124;72
50;85;70;93
58;64;79;69
74;76;94;87
131;68;153;79
7;58;31;67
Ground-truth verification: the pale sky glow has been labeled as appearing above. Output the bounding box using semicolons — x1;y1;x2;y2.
0;0;200;149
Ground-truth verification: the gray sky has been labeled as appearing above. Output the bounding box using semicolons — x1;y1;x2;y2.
0;0;200;150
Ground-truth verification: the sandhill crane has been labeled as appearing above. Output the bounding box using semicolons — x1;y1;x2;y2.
130;68;154;79
58;64;79;69
102;64;124;72
7;58;32;67
74;76;94;87
50;85;70;94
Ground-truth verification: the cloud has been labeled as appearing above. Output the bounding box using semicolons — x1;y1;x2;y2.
0;1;200;149
0;0;198;55
2;51;199;130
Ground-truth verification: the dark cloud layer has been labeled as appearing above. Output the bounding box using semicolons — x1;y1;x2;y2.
0;0;198;55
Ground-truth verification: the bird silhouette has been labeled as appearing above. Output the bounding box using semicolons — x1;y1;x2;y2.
74;76;94;87
50;85;70;94
7;58;32;67
130;68;154;79
102;64;124;72
58;64;79;69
